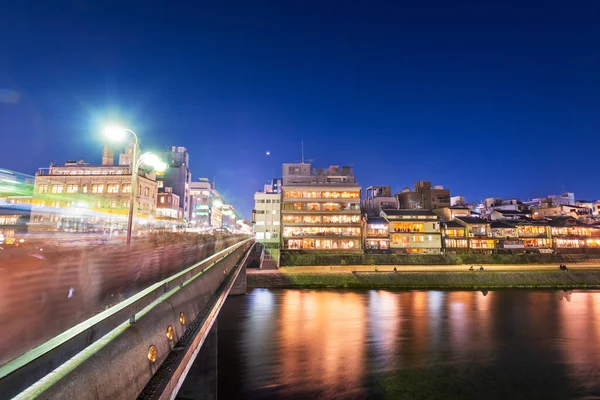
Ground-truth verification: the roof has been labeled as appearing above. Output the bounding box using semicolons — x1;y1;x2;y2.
444;221;464;228
367;217;387;225
544;216;588;227
455;216;490;225
381;209;437;217
493;209;530;215
490;221;516;229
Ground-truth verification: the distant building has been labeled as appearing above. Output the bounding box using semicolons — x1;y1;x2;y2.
222;204;237;230
156;189;182;229
264;178;282;194
253;191;281;244
189;178;224;229
397;181;450;210
381;209;442;254
489;209;532;221
454;217;495;252
532;204;592;221
432;206;473;221
30;145;157;234
450;196;466;207
281;163;362;251
157;147;192;223
363;186;398;217
364;216;390;253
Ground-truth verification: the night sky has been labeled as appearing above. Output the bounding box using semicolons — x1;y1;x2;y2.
1;1;599;218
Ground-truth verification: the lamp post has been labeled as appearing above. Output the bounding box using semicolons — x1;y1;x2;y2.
103;126;166;245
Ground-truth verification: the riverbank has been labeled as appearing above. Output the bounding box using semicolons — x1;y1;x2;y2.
248;269;600;290
280;252;600;266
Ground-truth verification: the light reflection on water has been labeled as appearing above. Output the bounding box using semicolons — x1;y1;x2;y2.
218;289;600;399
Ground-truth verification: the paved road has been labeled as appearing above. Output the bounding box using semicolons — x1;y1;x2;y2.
247;264;600;274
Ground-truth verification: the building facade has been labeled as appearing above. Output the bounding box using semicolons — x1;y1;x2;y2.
381;209;442;254
253;192;281;244
397;181;450;210
30;153;158;234
281;163;362;251
158;147;192;224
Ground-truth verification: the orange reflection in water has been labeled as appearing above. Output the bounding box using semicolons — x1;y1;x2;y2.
277;290;366;396
559;291;600;382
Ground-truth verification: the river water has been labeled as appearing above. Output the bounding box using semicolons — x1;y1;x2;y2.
215;289;600;399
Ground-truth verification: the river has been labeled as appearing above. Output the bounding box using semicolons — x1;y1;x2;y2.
204;289;600;399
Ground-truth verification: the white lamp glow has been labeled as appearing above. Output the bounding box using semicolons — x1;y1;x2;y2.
103;125;127;141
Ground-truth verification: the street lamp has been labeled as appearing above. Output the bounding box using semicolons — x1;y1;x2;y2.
103;125;165;245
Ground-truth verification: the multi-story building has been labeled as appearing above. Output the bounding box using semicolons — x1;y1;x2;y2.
548;216;594;251
156;189;182;230
397;181;450;210
364;216;390;253
189;178;214;228
363;186;398;217
30;145;158;234
455;217;495;251
532;204;592;221
490;221;521;250
514;220;553;251
264;178;282;194
221;204;237;230
157;147;191;224
441;220;468;252
253;191;281;244
281;163;362;251
381;209;442;254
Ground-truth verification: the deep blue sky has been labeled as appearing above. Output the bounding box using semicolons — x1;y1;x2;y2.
1;1;599;218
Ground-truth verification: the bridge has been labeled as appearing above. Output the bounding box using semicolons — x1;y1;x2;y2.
0;237;263;400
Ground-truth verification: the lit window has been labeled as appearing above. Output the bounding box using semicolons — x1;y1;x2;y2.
144;187;150;197
82;185;88;193
38;184;48;193
160;197;165;204
66;184;78;193
107;184;119;193
122;184;131;193
92;184;104;193
51;185;63;194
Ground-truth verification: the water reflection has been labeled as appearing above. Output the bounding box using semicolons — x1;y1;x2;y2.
217;289;600;399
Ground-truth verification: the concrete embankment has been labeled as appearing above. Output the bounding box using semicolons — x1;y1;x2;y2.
248;270;600;290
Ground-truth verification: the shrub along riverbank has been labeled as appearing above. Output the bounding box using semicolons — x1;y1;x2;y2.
280;252;600;267
248;270;600;290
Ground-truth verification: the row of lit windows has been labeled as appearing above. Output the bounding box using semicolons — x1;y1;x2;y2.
282;202;360;212
284;238;359;250
0;216;19;225
50;169;128;176
391;234;436;245
445;239;468;248
283;227;361;238
470;239;495;249
35;200;132;209
392;222;424;233
38;183;132;194
284;191;360;199
551;227;591;236
256;199;280;203
282;215;361;224
365;239;389;250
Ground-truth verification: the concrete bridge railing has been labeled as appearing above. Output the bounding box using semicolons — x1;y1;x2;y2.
2;238;256;400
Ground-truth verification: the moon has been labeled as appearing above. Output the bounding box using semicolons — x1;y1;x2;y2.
266;151;270;156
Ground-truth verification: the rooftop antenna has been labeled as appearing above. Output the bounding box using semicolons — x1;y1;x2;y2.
301;140;304;164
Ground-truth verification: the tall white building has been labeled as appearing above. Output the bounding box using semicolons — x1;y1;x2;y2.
253;191;281;244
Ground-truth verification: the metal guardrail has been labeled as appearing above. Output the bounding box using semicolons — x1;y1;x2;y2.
0;238;253;398
139;241;256;400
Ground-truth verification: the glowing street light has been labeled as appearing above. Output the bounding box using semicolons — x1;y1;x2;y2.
102;125;165;245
